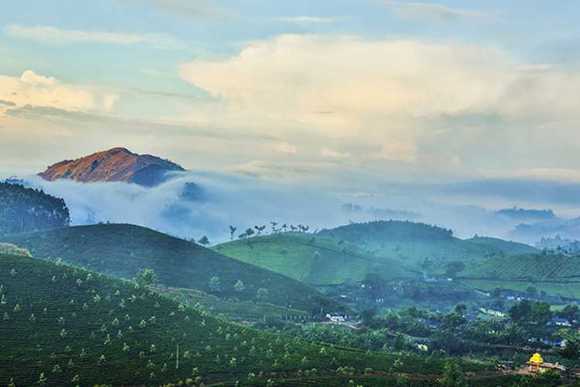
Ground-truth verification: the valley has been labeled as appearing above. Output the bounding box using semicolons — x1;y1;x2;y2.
1;158;580;386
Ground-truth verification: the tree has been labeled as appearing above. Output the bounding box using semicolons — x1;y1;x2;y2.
198;236;210;246
560;336;579;360
0;183;70;234
135;268;157;288
444;261;465;278
360;308;377;327
509;300;552;326
229;225;237;240
559;305;579;322
239;228;255;239
439;360;467;387
234;280;245;293
209;276;222;293
526;286;538;297
256;288;269;301
393;334;405;351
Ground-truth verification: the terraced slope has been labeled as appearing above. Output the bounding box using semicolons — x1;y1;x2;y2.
465;236;538;256
214;233;414;285
464;253;580;281
1;224;338;313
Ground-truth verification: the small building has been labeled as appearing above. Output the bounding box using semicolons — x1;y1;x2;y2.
549;317;573;327
527;353;566;374
325;313;348;323
479;308;506;319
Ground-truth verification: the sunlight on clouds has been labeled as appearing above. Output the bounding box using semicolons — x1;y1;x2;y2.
0;70;118;116
180;34;580;169
179;35;510;162
321;148;350;159
274;142;297;155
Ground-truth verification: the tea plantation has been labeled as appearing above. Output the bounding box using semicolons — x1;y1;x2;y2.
2;224;339;314
0;253;495;386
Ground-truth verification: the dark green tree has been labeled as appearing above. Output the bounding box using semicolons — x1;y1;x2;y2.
198;236;210;246
134;268;157;288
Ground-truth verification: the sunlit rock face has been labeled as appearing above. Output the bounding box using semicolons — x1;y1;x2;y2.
38;147;185;187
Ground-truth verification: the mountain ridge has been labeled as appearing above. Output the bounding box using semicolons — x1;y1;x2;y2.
38;147;185;187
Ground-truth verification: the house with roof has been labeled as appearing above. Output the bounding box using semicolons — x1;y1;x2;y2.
548;317;573;328
526;353;566;375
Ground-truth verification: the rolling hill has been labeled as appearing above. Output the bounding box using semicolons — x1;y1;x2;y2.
1;224;339;314
317;221;537;270
464;236;538;256
214;233;415;286
39;147;185;187
0;253;463;386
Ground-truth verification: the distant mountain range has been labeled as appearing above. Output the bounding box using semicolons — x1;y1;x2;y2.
38;147;185;187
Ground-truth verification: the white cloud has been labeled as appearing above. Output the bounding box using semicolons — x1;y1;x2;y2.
274;142;298;155
179;34;580;172
117;0;232;19
179;35;511;161
384;1;491;22
321;148;350;159
5;25;185;50
275;16;337;25
20;70;56;86
0;70;118;116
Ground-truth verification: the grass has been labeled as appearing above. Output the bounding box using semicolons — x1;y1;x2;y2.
1;224;340;314
214;233;414;285
0;253;496;386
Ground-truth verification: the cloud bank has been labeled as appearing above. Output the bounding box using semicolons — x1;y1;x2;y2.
20;170;580;246
25;173;352;242
179;34;580;180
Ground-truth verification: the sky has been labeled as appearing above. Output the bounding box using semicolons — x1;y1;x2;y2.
2;1;580;219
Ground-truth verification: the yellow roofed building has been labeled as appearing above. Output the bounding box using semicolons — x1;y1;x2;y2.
526;353;566;375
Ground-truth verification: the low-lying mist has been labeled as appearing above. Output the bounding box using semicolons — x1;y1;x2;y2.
22;173;580;245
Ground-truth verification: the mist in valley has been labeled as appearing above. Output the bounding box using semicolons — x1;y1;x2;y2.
14;171;580;245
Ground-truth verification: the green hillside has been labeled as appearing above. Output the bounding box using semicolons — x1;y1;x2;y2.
465;236;538;256
214;233;414;285
464;253;580;281
0;253;492;386
1;224;339;314
318;221;535;269
0;182;69;235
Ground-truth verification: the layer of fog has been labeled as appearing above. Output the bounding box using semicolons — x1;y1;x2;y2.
21;173;580;245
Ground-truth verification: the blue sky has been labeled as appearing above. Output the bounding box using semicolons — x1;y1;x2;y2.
2;0;580;213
